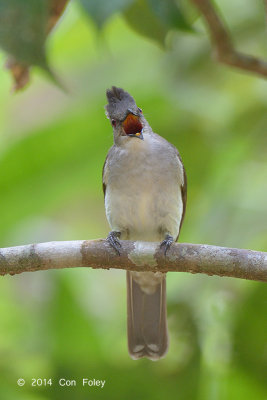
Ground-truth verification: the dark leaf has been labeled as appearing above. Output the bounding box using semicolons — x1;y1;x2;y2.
0;0;69;91
148;0;193;32
0;0;48;68
123;0;167;46
80;0;134;27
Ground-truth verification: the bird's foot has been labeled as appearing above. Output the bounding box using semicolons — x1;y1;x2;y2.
160;234;174;256
107;231;122;255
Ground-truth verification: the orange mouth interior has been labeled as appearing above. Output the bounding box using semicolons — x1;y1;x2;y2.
123;114;142;136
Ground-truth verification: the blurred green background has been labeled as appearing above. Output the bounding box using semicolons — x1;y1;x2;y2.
0;1;266;399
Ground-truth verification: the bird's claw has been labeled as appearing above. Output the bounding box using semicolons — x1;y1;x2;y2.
160;234;174;256
107;231;122;255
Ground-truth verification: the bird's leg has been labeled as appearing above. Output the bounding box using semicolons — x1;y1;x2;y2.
160;234;174;256
107;231;122;255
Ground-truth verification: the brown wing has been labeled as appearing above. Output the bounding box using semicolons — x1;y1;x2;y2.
180;164;187;229
102;145;114;198
102;157;107;197
175;152;187;241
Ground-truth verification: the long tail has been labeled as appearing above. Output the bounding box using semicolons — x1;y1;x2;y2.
126;271;168;360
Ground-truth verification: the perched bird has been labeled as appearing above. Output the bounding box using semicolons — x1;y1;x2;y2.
103;87;187;360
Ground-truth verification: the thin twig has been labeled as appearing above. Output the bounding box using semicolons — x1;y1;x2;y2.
0;240;266;282
191;0;267;78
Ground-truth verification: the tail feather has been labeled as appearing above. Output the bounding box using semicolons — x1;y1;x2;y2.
127;271;168;360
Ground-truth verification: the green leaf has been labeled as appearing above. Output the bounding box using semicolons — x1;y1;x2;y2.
232;284;267;386
0;0;49;68
80;0;134;27
179;0;200;25
123;0;167;46
123;0;193;46
148;0;193;32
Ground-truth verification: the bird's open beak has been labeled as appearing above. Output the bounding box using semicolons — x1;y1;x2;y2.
122;113;143;140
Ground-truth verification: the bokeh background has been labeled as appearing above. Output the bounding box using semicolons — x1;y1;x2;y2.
0;1;266;399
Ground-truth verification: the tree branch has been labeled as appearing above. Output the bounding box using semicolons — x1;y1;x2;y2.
0;240;266;282
191;0;267;78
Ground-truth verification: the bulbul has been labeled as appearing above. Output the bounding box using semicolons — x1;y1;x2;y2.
103;87;187;360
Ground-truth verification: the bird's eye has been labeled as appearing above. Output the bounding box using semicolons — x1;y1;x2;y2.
138;108;142;114
111;119;116;127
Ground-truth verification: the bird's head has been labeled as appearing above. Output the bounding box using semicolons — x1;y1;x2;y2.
105;86;145;144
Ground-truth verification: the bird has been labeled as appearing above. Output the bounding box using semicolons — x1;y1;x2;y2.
102;86;187;360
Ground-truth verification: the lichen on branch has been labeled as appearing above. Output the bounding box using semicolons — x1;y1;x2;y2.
0;240;266;282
